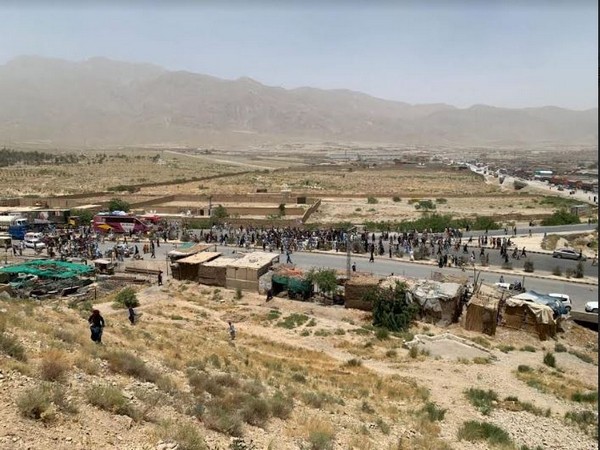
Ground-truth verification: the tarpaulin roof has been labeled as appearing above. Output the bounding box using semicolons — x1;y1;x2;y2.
509;290;567;317
0;259;94;279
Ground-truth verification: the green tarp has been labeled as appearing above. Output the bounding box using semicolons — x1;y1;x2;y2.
0;259;94;279
272;274;312;297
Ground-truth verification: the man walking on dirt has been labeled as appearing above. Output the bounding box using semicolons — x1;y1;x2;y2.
157;270;163;286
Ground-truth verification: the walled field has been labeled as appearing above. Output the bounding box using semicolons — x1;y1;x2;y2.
0;150;238;197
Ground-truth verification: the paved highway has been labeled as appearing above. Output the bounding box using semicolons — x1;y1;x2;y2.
213;246;597;312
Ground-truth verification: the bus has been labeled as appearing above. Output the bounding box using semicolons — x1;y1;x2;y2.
92;213;150;234
0;215;28;240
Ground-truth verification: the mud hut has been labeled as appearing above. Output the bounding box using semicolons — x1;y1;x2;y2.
408;280;465;326
344;275;381;311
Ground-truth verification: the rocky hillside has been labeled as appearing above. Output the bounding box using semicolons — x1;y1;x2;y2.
0;281;597;450
0;56;597;148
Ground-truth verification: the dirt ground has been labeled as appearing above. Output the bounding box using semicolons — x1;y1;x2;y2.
0;280;597;450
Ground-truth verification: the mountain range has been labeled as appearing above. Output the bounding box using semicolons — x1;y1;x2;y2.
0;56;596;148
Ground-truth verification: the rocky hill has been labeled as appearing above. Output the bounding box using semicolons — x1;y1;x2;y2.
0;280;597;449
0;56;596;148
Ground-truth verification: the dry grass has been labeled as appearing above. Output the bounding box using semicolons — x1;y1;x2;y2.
39;349;70;382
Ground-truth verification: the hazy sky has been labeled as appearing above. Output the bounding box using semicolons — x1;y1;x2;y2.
1;1;597;109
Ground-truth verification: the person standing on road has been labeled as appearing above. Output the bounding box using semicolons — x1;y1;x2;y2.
521;247;527;257
352;262;356;272
286;249;292;264
157;270;163;286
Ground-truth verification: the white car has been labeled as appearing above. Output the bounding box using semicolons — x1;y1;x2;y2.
24;238;46;250
585;301;598;313
548;293;572;313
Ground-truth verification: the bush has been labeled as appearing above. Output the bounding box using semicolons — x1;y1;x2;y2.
367;197;378;204
17;383;77;420
85;385;140;420
523;260;534;273
39;349;70;382
345;358;362;367
541;209;580;226
465;388;498;415
374;328;389;340
306;419;335;450
0;332;27;361
16;386;52;421
107;198;131;212
565;410;597;429
157;421;207;450
571;391;598;403
435;198;448;204
457;420;512;445
554;343;567;353
235;287;243;300
114;287;139;308
552;266;562;276
517;365;533;373
103;350;159;382
370;281;418;332
269;391;294;419
203;404;243;437
543;352;556;368
392;196;401;202
421;402;447;421
240;397;271;427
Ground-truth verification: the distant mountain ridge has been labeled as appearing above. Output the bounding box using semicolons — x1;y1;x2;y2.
0;56;596;147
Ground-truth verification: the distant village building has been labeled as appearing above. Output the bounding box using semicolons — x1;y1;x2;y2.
533;169;553;179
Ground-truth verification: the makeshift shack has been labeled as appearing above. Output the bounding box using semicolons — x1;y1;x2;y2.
271;266;312;300
502;297;557;340
172;252;221;281
408;280;465;326
198;257;236;287
167;243;216;262
464;294;500;336
344;275;381;311
225;252;279;292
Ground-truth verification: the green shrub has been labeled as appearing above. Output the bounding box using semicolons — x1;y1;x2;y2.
0;332;27;361
375;328;390;340
541;209;580;226
85;385;140;420
157;421;207;450
203;404;243;437
543;352;556;368
392;196;402;202
114;287;139;308
435;198;448;204
568;350;594;364
370;281;418;332
565;410;597;429
17;386;52;420
571;391;598;403
240;397;271;427
269;392;294;419
103;350;159;382
277;313;309;329
554;343;567;353
517;365;533;373
421;402;447;421
345;358;362;367
457;420;512;445
235;287;243;300
520;345;536;352
367;196;378;204
465;388;498;415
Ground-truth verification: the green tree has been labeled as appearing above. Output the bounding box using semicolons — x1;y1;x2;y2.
114;287;139;308
69;209;94;225
305;268;338;297
541;209;581;226
108;198;131;213
369;281;418;332
211;205;229;223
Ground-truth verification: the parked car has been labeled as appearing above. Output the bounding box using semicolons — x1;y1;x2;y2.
547;293;572;313
552;248;586;260
584;301;598;313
